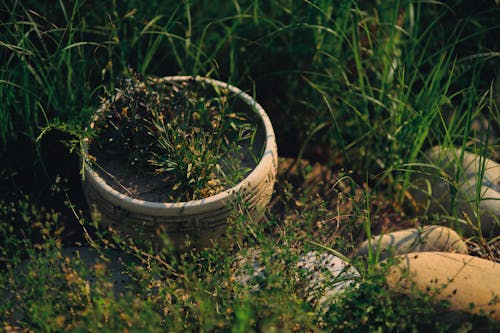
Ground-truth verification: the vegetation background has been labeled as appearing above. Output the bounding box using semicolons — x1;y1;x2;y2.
0;0;499;331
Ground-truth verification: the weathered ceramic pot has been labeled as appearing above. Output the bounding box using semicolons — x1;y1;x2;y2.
82;76;278;249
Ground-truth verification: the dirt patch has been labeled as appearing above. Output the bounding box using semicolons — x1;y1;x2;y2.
269;157;414;255
90;144;259;203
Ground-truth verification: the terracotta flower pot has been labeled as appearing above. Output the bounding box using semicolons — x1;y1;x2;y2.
82;76;278;249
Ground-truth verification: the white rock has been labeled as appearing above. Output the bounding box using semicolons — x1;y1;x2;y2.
59;247;133;295
297;251;360;312
231;247;267;292
13;247;134;295
410;146;500;236
232;247;360;313
7;247;134;323
354;225;468;260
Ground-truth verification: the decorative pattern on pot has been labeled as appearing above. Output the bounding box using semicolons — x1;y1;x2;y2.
82;76;278;249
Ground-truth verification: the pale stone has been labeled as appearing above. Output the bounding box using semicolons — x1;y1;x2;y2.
354;225;468;260
17;247;133;295
232;247;360;313
409;146;500;236
8;247;134;323
385;252;500;321
297;251;360;312
232;247;267;292
59;247;133;295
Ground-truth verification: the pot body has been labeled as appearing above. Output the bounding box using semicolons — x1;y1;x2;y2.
82;76;278;249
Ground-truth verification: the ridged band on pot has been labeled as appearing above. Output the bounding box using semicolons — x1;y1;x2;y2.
82;76;278;249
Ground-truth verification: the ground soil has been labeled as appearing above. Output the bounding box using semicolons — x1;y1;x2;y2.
271;157;500;263
90;140;260;203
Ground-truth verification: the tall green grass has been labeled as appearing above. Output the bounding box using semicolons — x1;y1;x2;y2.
1;1;498;186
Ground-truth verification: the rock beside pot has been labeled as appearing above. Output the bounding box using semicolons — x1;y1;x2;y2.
7;247;135;323
409;146;500;236
59;247;134;295
17;247;134;296
385;252;500;321
232;247;268;292
354;225;467;260
297;251;360;312
231;248;360;313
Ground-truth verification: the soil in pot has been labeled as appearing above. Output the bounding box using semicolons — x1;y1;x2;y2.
87;73;266;203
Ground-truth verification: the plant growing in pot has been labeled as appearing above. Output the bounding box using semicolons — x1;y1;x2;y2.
82;72;278;250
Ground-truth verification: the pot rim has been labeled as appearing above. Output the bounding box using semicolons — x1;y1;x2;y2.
83;75;277;213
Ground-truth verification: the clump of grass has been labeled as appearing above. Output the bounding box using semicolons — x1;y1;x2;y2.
88;71;258;201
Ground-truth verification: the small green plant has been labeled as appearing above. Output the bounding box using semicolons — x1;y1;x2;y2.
88;71;259;201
